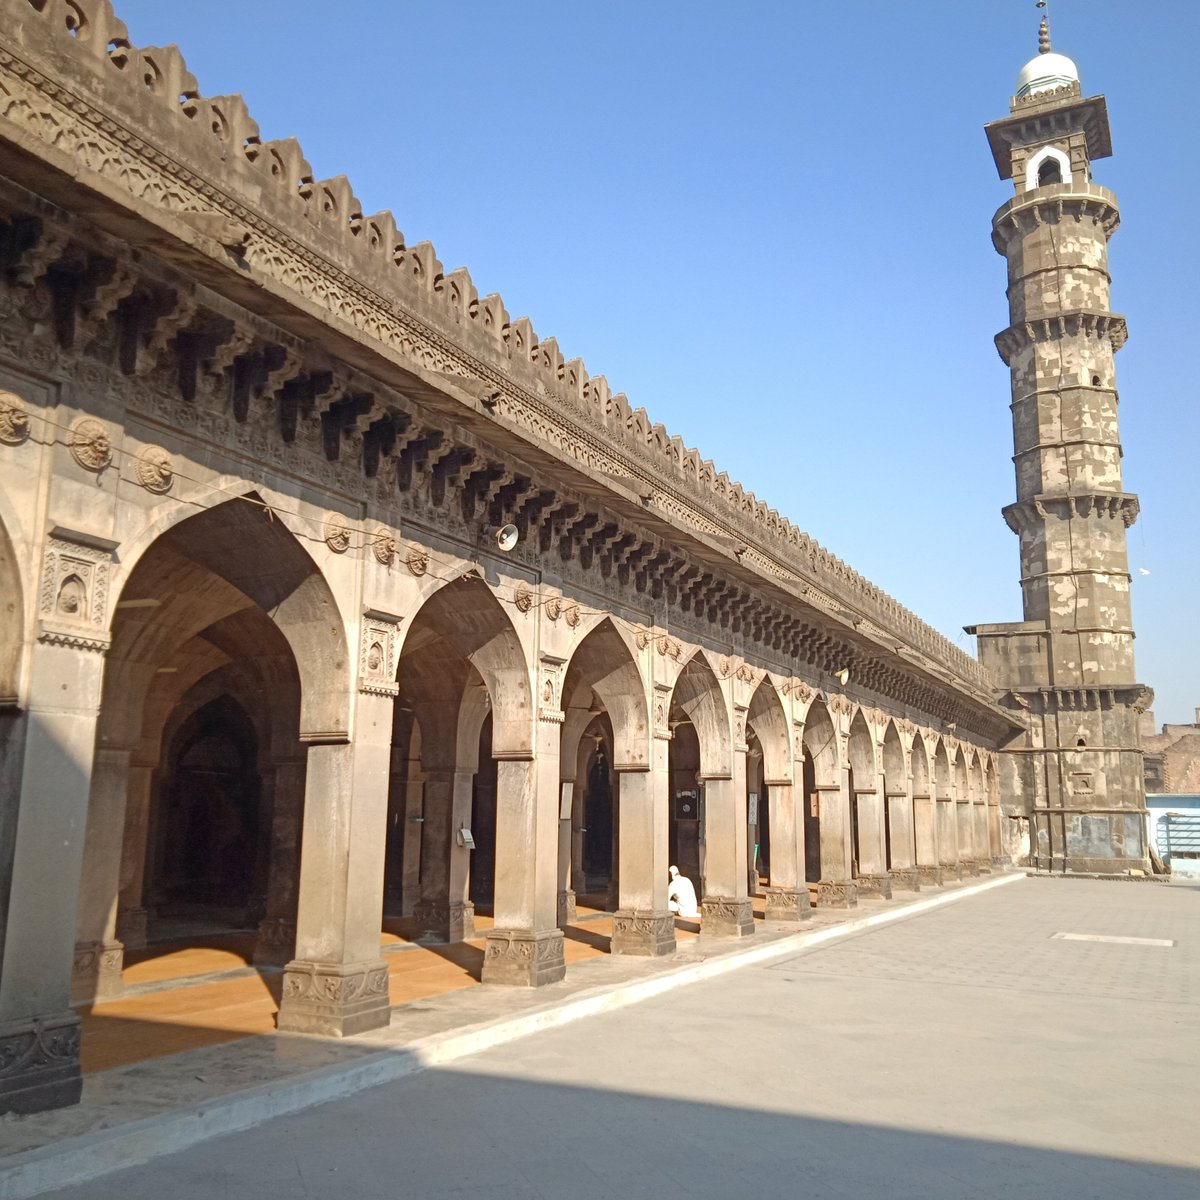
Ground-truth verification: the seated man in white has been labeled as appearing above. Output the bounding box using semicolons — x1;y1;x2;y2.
667;865;700;918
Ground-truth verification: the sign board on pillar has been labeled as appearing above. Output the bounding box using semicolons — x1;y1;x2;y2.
674;790;698;821
559;781;574;820
457;827;476;849
748;792;759;826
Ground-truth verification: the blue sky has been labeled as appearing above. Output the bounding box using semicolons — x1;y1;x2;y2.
107;0;1198;725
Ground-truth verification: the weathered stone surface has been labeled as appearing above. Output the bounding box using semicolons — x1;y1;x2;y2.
481;929;566;987
764;886;813;921
700;896;755;938
611;910;676;957
817;880;859;909
0;1013;82;1116
277;960;391;1037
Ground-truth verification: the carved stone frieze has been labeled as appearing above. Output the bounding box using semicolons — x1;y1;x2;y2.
653;683;672;740
538;654;566;725
0;388;29;444
68;416;112;471
816;879;858;909
323;514;351;554
610;910;676;956
37;528;114;654
277;957;391;1036
699;896;754;937
763;886;812;922
481;928;565;986
133;443;173;493
854;873;893;900
359;610;400;697
371;526;396;567
70;939;124;1003
0;1011;82;1115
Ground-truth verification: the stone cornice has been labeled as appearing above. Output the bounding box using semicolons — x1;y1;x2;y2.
1002;492;1140;534
0;0;995;699
984;93;1112;180
991;184;1120;253
994;311;1128;366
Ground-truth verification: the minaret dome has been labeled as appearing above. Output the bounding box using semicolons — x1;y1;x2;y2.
1015;14;1079;99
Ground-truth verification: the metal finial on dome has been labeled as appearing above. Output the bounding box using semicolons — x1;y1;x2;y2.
1037;2;1052;55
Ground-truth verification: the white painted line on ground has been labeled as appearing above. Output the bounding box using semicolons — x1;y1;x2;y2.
0;871;1022;1200
1051;932;1175;947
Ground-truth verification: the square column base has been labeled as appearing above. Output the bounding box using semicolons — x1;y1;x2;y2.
277;958;391;1036
990;856;1010;870
917;864;944;887
482;928;566;987
700;896;755;937
611;910;676;956
763;886;813;921
855;873;893;900
817;879;858;908
959;859;981;878
941;862;963;882
557;889;577;927
70;939;124;1005
0;1012;82;1115
116;906;148;951
254;917;297;966
412;899;476;943
888;867;921;892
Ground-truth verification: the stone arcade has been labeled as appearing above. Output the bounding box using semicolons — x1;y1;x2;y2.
0;2;1147;1115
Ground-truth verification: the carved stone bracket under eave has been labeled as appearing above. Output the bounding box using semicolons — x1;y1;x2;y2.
1002;492;1139;534
994;310;1128;366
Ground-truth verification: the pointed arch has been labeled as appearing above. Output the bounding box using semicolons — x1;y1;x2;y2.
670;650;730;779
881;721;905;795
560;617;649;772
802;698;839;788
846;710;875;784
747;679;790;784
911;734;932;798
396;573;533;758
107;494;350;742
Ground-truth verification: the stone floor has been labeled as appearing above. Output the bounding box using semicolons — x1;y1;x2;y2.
0;875;1017;1197
24;873;1198;1200
76;901;704;1074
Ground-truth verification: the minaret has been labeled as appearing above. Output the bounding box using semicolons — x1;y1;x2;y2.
970;13;1152;873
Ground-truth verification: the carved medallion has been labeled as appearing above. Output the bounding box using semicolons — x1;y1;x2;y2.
0;390;30;445
564;600;581;628
323;515;351;554
69;417;113;471
134;444;173;493
513;581;533;613
405;549;429;576
372;527;396;566
545;595;562;621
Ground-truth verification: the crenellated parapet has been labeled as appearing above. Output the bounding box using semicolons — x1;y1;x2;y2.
0;0;991;693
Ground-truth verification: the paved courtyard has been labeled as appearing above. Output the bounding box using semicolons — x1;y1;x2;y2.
36;877;1200;1198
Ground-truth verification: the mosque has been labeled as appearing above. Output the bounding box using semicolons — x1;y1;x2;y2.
0;1;1149;1115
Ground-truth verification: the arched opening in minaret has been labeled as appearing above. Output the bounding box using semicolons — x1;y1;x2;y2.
1037;158;1063;186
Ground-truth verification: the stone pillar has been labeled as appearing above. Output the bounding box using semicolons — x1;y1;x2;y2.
254;756;306;966
763;781;811;921
817;773;857;907
413;769;454;940
71;746;132;1003
115;762;154;950
400;773;423;917
956;795;978;876
700;737;754;936
988;800;1005;867
854;783;892;899
611;743;675;956
277;691;393;1037
937;787;960;880
887;785;920;892
0;637;107;1114
556;768;576;926
973;799;991;872
482;749;565;985
913;794;942;886
447;769;476;939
